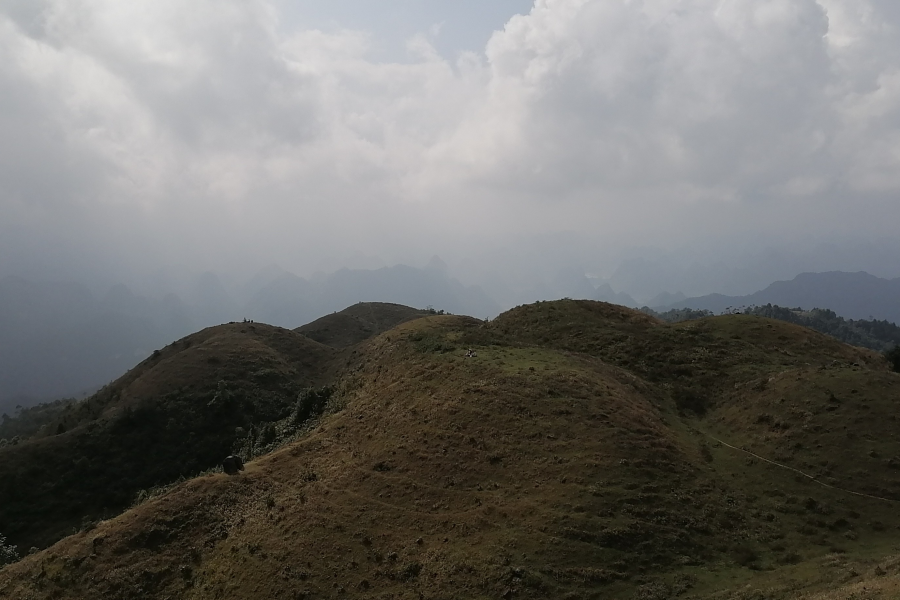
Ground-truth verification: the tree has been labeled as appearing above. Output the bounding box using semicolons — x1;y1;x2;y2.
886;346;900;373
0;532;18;567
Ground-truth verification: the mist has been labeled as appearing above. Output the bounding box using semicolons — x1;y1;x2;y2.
3;0;900;404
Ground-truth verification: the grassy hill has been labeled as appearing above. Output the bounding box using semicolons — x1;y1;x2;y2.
1;300;899;599
646;303;900;353
296;302;429;348
0;321;339;550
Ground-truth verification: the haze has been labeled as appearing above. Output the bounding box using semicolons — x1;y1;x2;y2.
3;0;900;303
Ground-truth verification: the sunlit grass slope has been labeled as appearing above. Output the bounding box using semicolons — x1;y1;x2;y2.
1;300;898;599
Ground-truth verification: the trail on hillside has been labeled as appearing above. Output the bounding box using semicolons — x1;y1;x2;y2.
705;431;897;504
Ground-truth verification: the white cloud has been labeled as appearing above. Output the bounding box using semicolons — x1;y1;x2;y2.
1;0;900;281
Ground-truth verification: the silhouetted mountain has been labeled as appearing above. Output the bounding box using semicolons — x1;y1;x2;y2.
646;290;685;307
244;272;315;326
549;267;598;300
662;271;900;324
0;264;499;405
243;264;499;327
192;271;240;324
593;282;638;307
0;277;181;404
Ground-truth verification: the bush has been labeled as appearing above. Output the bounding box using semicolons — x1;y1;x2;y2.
410;332;456;354
642;307;714;323
886;346;900;373
731;544;759;568
0;532;19;567
673;387;709;415
293;386;333;425
259;422;277;446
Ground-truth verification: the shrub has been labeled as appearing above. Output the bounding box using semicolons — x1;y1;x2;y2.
410;332;456;354
886;346;900;373
0;533;19;567
731;544;759;568
259;422;277;445
673;387;709;415
293;386;333;424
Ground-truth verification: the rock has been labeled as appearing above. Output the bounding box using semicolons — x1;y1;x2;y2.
223;455;245;475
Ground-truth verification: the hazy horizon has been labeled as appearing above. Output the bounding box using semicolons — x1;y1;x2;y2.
5;3;900;586
3;1;900;312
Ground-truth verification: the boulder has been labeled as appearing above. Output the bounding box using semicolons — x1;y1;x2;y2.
223;455;244;475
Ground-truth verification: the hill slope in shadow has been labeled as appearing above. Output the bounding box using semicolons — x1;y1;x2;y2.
296;302;430;347
0;321;338;550
0;263;500;409
1;300;899;599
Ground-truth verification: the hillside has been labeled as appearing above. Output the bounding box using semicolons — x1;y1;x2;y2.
0;321;339;550
2;300;900;599
738;305;900;352
296;302;430;347
645;304;900;353
0;264;499;409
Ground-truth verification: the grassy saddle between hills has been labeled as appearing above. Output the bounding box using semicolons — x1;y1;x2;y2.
1;300;900;599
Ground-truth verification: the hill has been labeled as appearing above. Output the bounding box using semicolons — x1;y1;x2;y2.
296;302;430;347
243;262;500;328
1;300;900;599
661;271;900;324
0;321;338;550
0;264;500;408
645;304;900;353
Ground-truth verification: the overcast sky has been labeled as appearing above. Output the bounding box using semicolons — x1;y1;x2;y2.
2;0;900;299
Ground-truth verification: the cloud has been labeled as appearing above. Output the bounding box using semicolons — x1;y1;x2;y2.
1;0;899;282
432;0;900;245
438;2;830;196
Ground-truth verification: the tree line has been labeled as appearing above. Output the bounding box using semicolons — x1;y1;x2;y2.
642;303;900;371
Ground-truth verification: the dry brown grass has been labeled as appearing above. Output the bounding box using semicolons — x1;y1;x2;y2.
0;322;340;550
296;302;430;348
2;302;899;599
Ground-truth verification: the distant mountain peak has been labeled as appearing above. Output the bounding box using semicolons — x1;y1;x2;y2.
425;255;448;274
663;270;900;324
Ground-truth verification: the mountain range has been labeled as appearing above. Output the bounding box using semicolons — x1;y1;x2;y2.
4;268;900;415
659;271;900;323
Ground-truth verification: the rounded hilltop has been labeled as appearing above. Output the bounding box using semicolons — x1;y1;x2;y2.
1;299;899;599
295;302;431;348
0;320;339;550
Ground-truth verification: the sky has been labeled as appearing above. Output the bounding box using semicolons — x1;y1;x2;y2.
2;0;900;302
